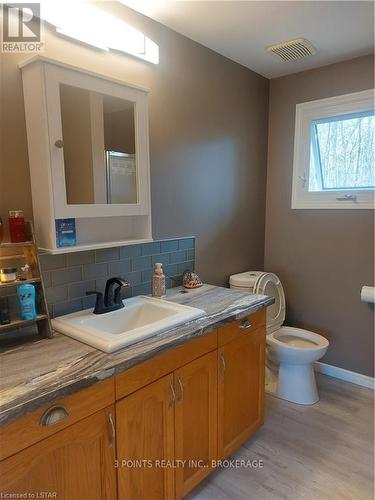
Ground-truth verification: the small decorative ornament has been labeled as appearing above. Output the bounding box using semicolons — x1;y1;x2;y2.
182;270;203;289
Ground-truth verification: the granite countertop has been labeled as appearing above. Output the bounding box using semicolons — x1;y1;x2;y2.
0;285;274;426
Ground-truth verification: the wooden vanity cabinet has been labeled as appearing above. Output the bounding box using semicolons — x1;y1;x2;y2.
217;311;266;459
0;405;117;500
174;350;218;498
116;348;218;500
0;309;266;500
116;374;175;500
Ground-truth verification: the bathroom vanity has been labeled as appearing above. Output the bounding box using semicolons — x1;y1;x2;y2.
0;285;273;499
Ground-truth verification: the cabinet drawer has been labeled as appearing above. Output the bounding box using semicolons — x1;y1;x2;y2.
116;330;218;400
0;377;115;461
218;308;266;346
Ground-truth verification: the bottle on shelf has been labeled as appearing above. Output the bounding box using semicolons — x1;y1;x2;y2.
17;283;37;321
8;210;26;243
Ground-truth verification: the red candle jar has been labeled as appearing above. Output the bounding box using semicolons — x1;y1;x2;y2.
9;210;26;243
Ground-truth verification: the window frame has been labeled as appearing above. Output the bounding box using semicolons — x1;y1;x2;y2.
292;89;375;209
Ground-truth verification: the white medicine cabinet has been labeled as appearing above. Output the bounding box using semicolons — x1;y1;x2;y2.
20;56;152;253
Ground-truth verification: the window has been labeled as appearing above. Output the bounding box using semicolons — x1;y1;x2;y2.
292;90;375;209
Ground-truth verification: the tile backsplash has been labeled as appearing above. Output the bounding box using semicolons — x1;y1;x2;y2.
40;238;195;318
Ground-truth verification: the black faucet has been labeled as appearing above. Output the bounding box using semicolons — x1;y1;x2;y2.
86;277;129;315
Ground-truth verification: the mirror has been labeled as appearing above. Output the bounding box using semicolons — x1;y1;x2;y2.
60;83;137;205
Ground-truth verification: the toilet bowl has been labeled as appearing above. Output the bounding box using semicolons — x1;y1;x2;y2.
229;271;329;405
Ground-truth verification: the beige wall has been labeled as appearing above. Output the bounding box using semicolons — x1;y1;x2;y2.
0;2;269;285
265;55;374;377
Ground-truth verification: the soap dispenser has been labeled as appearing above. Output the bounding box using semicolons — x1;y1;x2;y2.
152;262;166;298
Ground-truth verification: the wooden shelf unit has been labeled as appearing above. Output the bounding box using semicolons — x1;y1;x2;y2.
0;222;52;338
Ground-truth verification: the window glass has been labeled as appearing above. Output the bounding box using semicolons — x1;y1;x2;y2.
309;111;375;192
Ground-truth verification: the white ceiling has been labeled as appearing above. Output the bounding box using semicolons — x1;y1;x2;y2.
119;0;374;78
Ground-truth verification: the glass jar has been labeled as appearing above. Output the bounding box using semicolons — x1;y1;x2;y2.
0;268;17;283
9;210;26;243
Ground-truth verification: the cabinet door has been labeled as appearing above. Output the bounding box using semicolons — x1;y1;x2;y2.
0;406;117;500
116;374;175;500
174;351;218;499
218;328;265;459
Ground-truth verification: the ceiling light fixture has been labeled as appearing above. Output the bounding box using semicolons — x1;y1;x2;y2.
40;0;159;64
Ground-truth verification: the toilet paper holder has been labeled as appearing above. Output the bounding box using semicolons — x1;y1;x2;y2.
360;286;375;304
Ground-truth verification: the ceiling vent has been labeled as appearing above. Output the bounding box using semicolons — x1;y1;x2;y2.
266;38;317;62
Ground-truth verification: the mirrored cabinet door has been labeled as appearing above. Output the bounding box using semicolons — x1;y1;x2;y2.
59;85;138;206
44;61;150;219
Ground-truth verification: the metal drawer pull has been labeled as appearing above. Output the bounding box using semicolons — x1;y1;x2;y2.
177;376;184;403
169;381;176;407
40;405;68;427
108;413;115;448
54;139;64;148
240;319;252;330
220;352;226;378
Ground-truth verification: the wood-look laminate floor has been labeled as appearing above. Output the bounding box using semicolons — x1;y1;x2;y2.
188;374;374;500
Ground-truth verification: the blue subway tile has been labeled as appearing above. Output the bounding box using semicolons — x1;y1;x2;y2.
120;245;142;259
132;256;152;271
44;285;68;304
187;249;195;261
69;280;95;299
95;278;107;294
141;269;153;283
109;259;132;276
161;240;179;253
178;238;194;250
83;294;96;310
164;264;178;277
40;253;66;271
141;242;161;256
178;262;194;275
83;262;108;280
170;250;188;264
42;271;51;288
124;271;142;286
151;254;170;266
66;251;95;266
133;282;151;296
53;298;83;317
95;247;120;263
52;267;82;286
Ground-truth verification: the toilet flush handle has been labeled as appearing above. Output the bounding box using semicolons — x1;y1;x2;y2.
240;319;252;330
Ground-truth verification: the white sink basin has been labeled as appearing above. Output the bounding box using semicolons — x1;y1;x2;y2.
52;295;206;353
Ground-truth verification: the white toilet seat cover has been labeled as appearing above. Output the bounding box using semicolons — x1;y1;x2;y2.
254;272;285;331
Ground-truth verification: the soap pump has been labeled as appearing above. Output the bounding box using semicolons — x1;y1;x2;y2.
152;262;166;298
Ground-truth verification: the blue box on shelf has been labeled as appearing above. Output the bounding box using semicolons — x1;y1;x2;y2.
55;218;76;248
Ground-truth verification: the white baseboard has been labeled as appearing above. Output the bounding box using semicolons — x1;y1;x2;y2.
315;361;375;390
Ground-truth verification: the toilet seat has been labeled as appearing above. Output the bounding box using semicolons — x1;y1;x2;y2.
268;326;329;351
253;272;285;334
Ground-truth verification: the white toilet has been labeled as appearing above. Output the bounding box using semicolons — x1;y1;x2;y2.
229;271;329;405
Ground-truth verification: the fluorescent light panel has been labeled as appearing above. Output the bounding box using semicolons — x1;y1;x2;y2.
40;0;159;64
